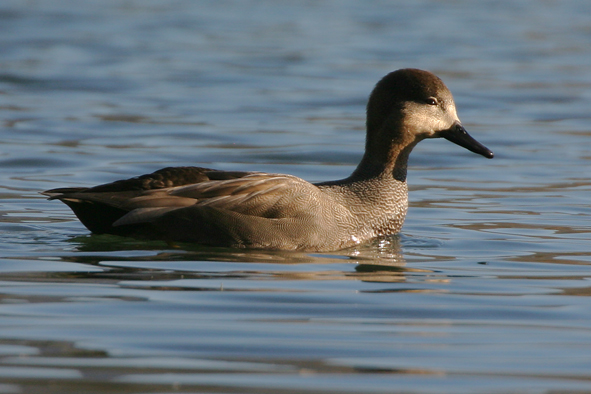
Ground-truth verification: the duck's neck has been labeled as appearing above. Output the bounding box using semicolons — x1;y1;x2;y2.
349;143;412;183
349;128;419;183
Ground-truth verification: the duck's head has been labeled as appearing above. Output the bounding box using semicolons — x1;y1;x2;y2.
366;68;493;160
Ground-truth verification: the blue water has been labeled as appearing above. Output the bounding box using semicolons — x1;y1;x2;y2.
1;0;591;393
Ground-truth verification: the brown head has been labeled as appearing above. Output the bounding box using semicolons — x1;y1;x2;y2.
364;69;492;170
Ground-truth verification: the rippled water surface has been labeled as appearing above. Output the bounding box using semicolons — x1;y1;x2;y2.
1;0;591;393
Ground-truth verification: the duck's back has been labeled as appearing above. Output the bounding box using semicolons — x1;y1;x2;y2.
43;167;239;236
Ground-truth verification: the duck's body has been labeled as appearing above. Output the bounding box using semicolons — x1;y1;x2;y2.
44;167;408;250
43;69;493;251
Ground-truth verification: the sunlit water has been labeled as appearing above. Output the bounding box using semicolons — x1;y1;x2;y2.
1;0;591;393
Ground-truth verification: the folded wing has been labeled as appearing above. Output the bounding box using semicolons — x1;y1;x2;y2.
43;167;351;249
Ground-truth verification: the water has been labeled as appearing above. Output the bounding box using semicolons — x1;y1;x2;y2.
1;0;591;393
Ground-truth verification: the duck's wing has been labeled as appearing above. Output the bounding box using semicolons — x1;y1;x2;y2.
41;167;259;235
43;168;352;249
112;172;351;249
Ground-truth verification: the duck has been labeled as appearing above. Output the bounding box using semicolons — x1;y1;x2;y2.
43;68;493;251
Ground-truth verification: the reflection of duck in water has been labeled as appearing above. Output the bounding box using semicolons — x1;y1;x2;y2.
44;69;493;251
68;234;412;285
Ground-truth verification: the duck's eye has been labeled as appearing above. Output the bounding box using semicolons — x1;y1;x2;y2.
425;98;438;106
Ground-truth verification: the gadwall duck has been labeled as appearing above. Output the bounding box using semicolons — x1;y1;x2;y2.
43;68;493;251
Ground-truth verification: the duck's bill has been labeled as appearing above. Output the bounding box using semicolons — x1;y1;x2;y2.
440;123;494;159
